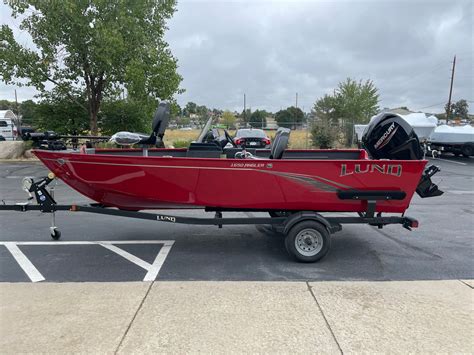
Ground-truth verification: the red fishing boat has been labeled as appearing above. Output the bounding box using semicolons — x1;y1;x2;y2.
33;148;427;214
1;104;443;262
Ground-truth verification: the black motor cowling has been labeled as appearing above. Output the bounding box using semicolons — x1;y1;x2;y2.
362;112;443;198
362;113;423;160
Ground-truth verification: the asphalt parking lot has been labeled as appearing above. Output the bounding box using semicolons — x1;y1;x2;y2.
0;156;473;283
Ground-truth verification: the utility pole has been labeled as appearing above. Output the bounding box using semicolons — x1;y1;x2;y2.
243;93;246;127
295;92;298;109
14;89;19;116
14;89;20;139
446;55;456;124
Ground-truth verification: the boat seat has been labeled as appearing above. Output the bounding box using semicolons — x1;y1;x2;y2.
270;127;290;159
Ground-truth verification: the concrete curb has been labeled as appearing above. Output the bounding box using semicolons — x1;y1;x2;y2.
0;280;472;354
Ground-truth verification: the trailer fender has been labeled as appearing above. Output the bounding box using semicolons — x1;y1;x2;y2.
283;212;341;235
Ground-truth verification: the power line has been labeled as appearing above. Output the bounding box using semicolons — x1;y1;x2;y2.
396;53;471;93
396;60;449;92
416;102;446;110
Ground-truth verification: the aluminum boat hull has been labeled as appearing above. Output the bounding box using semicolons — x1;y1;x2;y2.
33;149;427;213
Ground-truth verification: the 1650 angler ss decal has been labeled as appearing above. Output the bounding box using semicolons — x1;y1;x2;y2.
340;163;402;177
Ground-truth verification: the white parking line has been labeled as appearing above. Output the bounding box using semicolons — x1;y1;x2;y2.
3;242;45;282
0;240;175;282
144;242;174;281
100;243;154;270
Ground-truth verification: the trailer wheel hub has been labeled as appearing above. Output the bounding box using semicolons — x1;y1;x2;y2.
295;229;323;256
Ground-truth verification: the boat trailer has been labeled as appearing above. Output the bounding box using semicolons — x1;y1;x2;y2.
0;174;419;262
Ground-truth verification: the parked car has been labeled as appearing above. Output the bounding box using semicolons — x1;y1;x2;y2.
234;128;271;148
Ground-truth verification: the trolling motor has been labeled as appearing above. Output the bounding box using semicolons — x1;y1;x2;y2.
109;102;170;149
362;113;443;198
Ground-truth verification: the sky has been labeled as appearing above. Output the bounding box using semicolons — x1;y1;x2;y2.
0;0;472;113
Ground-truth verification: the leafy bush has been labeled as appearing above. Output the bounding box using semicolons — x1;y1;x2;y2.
311;124;337;148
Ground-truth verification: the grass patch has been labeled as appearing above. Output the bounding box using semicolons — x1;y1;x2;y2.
163;129;314;149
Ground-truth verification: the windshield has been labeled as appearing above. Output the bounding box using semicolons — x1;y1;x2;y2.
236;129;266;138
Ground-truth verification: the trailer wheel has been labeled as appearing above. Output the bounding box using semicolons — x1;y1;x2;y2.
50;228;61;240
285;221;330;262
461;144;473;157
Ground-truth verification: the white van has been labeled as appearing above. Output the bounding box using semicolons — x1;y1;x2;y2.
0;110;18;141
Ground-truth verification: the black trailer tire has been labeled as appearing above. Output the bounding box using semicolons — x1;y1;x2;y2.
461;144;473;157
285;221;330;263
50;229;61;240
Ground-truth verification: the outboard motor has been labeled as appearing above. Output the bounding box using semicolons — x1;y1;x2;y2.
362;113;443;198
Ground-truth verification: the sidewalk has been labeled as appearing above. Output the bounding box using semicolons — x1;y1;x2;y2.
1;280;472;353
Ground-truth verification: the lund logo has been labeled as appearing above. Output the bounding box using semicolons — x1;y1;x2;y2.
374;122;398;150
158;215;176;223
340;164;402;177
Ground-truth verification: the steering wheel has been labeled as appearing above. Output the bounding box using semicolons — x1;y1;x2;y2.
224;129;237;148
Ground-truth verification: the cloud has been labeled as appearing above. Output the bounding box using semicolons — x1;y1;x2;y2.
165;0;473;113
1;0;472;114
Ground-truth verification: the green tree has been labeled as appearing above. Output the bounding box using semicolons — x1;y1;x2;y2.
240;108;252;126
1;0;182;135
19;100;37;126
177;116;191;128
313;94;338;123
170;102;182;118
99;100;154;135
274;109;291;128
0;100;15;111
184;102;197;116
221;110;236;129
453;99;469;120
334;78;379;124
196;105;209;127
275;107;304;129
287;106;304;128
249;109;267;128
312;78;379;145
34;98;89;134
